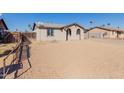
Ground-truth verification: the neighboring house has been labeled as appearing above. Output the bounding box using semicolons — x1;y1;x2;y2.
87;27;124;39
33;22;85;41
0;19;8;42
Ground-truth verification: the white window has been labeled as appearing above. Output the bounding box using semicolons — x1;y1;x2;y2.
47;28;54;36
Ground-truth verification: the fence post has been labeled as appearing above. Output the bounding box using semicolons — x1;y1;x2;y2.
3;59;6;79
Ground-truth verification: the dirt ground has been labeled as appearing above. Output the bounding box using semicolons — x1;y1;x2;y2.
0;43;16;65
0;43;15;54
12;39;124;79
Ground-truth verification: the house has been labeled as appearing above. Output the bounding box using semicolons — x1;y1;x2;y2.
0;19;9;42
87;27;124;39
33;22;85;41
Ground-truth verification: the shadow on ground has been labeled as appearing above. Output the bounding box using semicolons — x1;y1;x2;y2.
0;63;22;79
0;36;32;79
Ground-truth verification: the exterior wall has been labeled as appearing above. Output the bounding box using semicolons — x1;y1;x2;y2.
34;25;84;41
54;29;66;40
35;28;66;41
118;33;124;39
88;28;118;39
109;31;118;39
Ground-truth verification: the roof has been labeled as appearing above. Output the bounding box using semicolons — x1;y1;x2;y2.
33;22;64;30
61;23;85;30
0;19;8;30
87;26;124;32
33;22;85;30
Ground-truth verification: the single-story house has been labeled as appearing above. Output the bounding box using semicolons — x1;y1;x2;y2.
33;22;85;41
0;19;8;41
87;27;124;39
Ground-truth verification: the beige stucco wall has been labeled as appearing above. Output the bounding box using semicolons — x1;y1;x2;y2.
88;28;118;39
64;25;84;40
109;31;118;39
118;33;124;39
34;25;84;41
35;28;65;41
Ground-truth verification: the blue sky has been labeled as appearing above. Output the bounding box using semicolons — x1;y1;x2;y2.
0;13;124;31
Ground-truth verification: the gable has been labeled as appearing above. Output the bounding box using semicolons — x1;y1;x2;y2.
0;19;8;30
62;23;85;30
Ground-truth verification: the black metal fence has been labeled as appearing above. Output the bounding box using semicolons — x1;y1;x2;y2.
22;32;36;40
1;33;32;79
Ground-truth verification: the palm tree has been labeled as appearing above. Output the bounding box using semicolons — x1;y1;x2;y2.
28;24;33;31
107;23;111;27
117;26;120;30
88;21;93;39
102;24;105;27
89;21;93;28
15;29;18;32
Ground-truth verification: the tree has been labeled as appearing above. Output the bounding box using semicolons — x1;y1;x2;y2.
89;21;93;28
102;24;105;27
15;29;18;32
117;26;120;30
107;23;111;27
89;21;93;25
28;24;33;31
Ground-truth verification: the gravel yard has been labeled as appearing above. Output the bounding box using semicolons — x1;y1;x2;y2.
15;39;124;79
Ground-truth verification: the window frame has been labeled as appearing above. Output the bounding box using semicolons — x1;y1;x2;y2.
47;28;54;37
76;29;81;35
